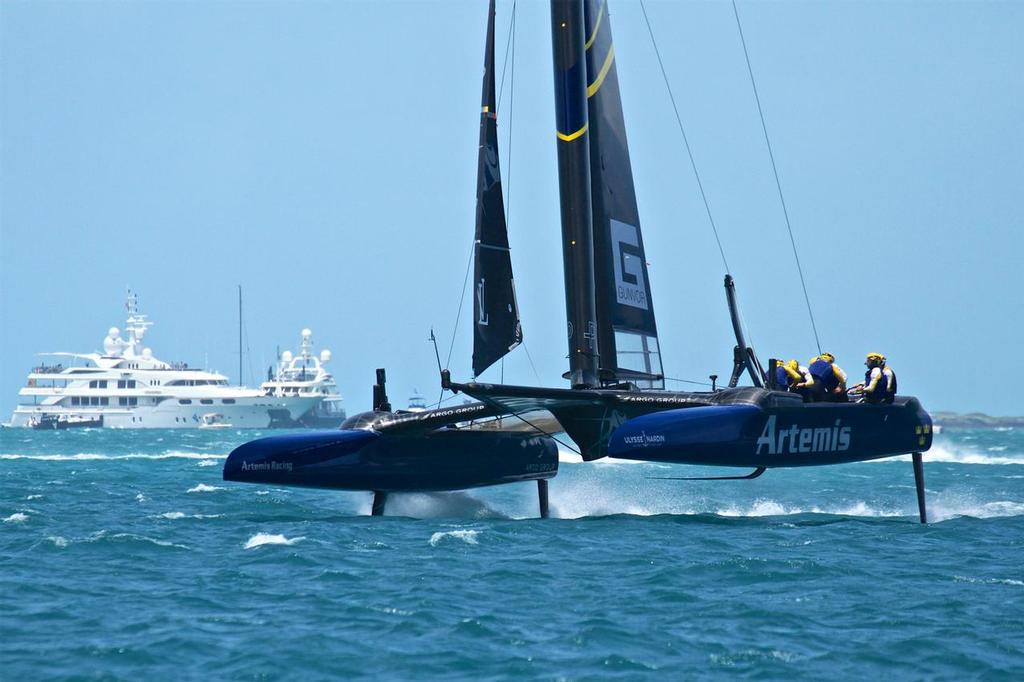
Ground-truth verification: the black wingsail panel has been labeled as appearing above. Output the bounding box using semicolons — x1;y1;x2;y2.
583;0;664;388
473;0;522;378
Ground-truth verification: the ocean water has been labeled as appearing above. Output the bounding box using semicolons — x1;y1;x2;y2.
2;427;1023;680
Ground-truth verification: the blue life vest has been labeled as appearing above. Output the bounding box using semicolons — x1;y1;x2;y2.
809;359;839;392
864;367;889;401
775;365;790;389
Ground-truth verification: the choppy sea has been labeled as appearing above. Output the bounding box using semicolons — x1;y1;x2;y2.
2;427;1022;680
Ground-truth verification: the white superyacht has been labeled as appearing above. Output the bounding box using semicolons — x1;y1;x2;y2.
10;294;321;429
261;329;346;428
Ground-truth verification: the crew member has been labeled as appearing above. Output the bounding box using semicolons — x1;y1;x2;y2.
783;359;817;402
853;352;889;404
881;356;897;404
808;352;848;402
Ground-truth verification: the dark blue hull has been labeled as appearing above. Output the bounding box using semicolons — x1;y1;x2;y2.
223;428;558;492
608;397;933;467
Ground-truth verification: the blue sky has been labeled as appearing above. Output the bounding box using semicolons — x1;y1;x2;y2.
2;0;1021;418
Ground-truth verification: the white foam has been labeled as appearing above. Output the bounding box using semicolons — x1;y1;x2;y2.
107;533;190;550
158;511;221;520
187;484;224;493
863;442;1024;466
3;512;29;523
954;575;1024;587
244;533;304;550
0;452;226;461
47;536;68;548
197;459;220;467
26;494;43;500
930;497;1024;521
429;529;480;546
135;493;147;503
380;492;502;519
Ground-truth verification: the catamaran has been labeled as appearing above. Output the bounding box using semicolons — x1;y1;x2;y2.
224;0;933;521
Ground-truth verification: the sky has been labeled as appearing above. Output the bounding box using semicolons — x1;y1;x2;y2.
2;0;1022;418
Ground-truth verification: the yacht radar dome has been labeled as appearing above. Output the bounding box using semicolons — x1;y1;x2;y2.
320;349;332;363
281;351;293;363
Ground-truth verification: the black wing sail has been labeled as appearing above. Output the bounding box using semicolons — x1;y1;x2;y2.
473;0;522;377
583;0;664;388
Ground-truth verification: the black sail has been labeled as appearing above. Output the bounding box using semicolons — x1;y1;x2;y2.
583;0;664;388
551;0;600;389
473;0;522;378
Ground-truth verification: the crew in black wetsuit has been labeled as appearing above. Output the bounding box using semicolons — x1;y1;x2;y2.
808;352;849;402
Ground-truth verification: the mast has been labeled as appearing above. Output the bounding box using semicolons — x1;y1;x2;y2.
551;0;599;389
238;284;242;387
472;0;522;377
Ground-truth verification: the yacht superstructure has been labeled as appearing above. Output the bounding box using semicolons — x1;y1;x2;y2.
261;329;346;428
9;294;321;429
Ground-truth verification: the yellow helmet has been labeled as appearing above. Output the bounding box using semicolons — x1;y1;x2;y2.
785;359;799;371
819;352;835;363
866;352;885;366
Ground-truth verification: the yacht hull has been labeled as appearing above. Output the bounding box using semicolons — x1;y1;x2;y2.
9;396;320;429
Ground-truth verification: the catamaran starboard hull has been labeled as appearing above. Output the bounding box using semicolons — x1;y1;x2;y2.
608;398;933;468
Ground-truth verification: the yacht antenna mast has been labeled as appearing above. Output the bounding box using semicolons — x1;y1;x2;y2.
238;285;243;387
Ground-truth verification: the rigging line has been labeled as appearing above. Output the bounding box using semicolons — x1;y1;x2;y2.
508;411;582;455
496;0;517;112
639;0;730;274
731;0;822;354
445;241;476;372
521;340;542;385
432;391;465;411
663;376;714;387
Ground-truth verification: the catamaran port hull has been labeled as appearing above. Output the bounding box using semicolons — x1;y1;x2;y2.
608;398;933;468
223;428;558;492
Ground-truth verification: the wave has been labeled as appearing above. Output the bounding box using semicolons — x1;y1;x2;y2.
197;459;220;467
0;452;227;462
186;484;224;493
862;442;1024;466
954;575;1024;587
429;529;480;546
244;533;304;550
3;512;29;523
156;512;222;520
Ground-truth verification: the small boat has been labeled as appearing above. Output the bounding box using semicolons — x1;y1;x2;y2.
30;414;103;430
198;413;232;429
